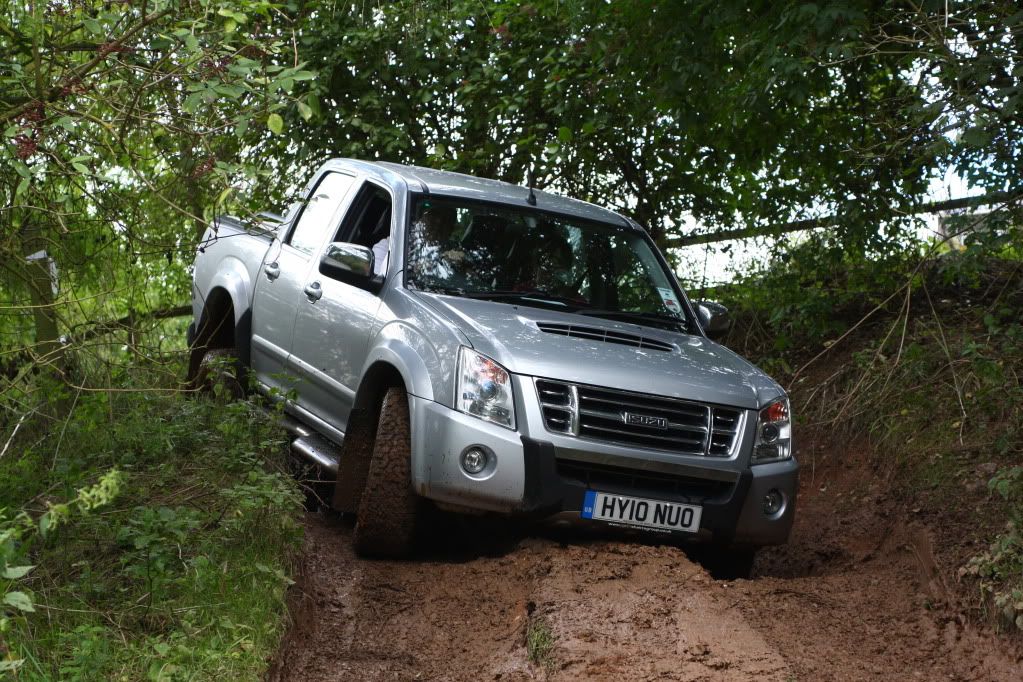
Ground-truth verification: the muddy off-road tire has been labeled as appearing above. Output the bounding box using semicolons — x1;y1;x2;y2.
193;347;245;399
352;386;423;558
705;547;757;581
332;408;377;515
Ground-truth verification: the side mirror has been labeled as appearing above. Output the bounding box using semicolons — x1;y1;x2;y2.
320;242;380;290
695;300;731;340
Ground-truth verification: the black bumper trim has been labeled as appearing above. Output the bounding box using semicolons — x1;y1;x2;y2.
521;436;751;543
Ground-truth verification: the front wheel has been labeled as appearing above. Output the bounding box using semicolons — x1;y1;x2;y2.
352;386;423;558
705;546;757;580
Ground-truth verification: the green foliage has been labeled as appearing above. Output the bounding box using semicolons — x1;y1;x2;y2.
261;0;1022;256
1;0;308;369
1;471;124;674
0;363;302;680
526;615;556;672
723;235;1023;638
962;465;1023;632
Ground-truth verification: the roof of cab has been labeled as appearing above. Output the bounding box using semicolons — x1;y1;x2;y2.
328;158;633;228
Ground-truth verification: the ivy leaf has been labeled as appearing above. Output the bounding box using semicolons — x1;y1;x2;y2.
960;127;991;148
267;113;284;135
3;592;35;613
2;566;34;580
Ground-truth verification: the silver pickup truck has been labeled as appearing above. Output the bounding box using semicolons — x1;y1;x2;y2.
188;159;797;571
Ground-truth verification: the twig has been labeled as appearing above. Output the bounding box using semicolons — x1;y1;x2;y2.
788;202;1012;386
0;412;28;460
51;384;82;471
789;284;905;387
921;279;968;444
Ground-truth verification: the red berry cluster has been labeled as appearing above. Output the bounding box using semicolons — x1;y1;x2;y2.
199;57;232;78
13;135;38;160
58;77;86;97
22;104;45;123
191;156;217;178
12;104;46;160
238;44;265;59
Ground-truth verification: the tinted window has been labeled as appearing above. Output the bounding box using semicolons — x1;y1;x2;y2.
405;197;696;333
287;172;355;255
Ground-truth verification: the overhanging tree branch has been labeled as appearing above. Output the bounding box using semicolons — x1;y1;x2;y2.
0;8;172;126
664;191;1022;248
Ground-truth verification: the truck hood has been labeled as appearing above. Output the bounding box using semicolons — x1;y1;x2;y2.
411;293;783;409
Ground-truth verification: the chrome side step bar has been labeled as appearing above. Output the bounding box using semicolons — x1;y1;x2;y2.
282;416;341;475
291;436;340;475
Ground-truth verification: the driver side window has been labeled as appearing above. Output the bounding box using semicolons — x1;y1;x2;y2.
331;182;393;278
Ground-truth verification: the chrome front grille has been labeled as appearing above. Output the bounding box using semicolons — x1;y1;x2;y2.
535;380;744;457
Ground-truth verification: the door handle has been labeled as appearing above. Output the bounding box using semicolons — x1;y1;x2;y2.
264;262;280;281
303;281;322;302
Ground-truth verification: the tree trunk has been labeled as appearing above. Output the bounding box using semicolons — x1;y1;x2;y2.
19;224;64;370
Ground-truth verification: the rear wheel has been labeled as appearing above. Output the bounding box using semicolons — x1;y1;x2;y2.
193;347;245;399
352;386;422;558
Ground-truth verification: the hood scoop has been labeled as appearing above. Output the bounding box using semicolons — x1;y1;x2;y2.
536;322;674;353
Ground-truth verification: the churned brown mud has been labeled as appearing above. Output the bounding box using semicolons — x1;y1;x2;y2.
268;452;1023;682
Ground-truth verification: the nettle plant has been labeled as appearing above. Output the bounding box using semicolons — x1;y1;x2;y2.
1;471;123;674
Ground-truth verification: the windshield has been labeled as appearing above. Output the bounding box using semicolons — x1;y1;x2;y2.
404;197;696;333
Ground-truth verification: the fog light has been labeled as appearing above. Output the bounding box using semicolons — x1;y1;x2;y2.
461;447;488;475
763;489;784;516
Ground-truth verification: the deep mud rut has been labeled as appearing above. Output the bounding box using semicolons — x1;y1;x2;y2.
269;460;1023;681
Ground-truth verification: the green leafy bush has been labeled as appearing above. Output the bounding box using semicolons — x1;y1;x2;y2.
709;217;1023;630
0;367;302;680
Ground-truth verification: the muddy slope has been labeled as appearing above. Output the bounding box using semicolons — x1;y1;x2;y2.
269;467;1022;681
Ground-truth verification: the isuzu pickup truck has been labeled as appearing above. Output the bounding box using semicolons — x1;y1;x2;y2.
187;159;797;572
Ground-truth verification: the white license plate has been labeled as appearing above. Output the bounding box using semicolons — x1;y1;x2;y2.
581;490;702;533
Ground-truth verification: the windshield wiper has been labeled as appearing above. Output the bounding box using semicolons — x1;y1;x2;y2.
463;289;581;307
574;309;690;333
406;276;466;297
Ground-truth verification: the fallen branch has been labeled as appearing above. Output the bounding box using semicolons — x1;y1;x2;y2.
65;304;191;345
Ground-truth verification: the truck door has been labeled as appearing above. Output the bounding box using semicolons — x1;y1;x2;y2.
250;171;357;394
287;180;393;436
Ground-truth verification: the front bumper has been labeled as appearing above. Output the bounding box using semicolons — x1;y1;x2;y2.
409;392;798;547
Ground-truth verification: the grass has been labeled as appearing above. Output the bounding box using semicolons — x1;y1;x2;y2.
0;359;303;680
526;614;556;673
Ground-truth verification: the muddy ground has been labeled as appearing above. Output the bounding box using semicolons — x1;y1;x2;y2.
268;445;1023;681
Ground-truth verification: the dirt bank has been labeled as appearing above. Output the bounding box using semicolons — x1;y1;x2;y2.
268;450;1023;681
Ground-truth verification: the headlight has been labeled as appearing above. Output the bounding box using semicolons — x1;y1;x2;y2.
456;347;516;429
752;398;792;464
